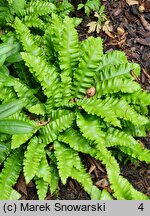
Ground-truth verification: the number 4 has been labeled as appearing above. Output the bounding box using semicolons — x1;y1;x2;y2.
138;203;144;211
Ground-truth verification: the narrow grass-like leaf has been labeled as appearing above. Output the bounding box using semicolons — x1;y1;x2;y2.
0;119;35;134
0;99;24;119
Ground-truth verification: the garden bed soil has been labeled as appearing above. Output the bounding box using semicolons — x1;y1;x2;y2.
16;0;150;200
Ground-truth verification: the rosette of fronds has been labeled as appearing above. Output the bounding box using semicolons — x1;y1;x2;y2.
0;14;150;200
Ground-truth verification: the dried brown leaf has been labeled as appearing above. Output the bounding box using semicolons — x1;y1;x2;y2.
88;165;96;174
103;21;115;39
95;178;109;188
87;21;97;33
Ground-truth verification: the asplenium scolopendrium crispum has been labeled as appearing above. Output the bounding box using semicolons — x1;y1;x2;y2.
0;10;150;200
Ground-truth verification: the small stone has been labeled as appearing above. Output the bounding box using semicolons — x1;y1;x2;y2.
86;87;96;97
138;5;145;13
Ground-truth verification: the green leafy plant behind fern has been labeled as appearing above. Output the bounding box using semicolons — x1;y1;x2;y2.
0;4;150;200
77;0;101;16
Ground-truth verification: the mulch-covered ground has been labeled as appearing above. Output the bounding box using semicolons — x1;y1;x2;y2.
17;0;150;200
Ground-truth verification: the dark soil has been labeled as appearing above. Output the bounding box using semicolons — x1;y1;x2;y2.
17;0;150;200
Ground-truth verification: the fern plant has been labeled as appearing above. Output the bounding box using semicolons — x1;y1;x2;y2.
0;11;150;200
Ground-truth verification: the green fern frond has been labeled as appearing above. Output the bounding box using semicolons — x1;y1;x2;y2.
12;61;35;88
32;35;42;47
0;141;11;164
121;120;147;137
36;153;51;183
0;65;9;77
59;16;79;103
45;150;60;195
13;79;44;111
6;0;26;16
76;113;148;199
79;97;149;127
26;0;56;16
97;62;140;81
1;0;25;27
55;0;74;17
96;77;141;96
77;113;106;144
110;98;149;126
7;111;35;124
23;137;44;184
107;172;148;200
49;160;59;195
0;3;13;27
45;88;63;109
59;127;149;200
59;128;96;155
73;37;103;98
8;189;21;200
35;177;49;200
28;104;46;116
59;16;79;72
15;18;43;57
43;27;57;61
40;112;75;145
12;132;34;149
44;14;63;59
54;140;80;184
100;189;113;200
59;129;118;199
23;15;45;29
21;52;59;100
97;50;128;71
105;127;150;163
47;109;72;120
122;90;150;106
54;140;101;199
0;86;16;102
71;167;101;200
131;104;149;116
0;148;23;200
77;98;121;127
76;112;119;165
119;144;150;163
